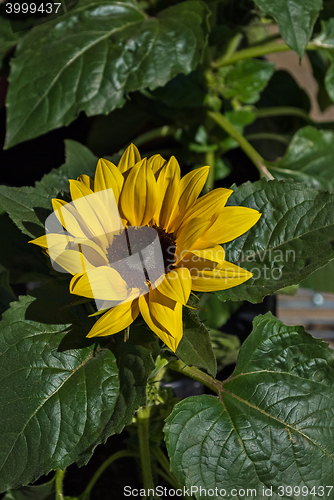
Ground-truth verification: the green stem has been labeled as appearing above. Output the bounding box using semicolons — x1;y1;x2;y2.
152;448;180;490
55;469;65;500
168;360;222;395
133;126;177;148
213;41;318;68
81;451;138;500
245;132;290;145
255;106;313;123
208;111;274;179
204;149;215;192
137;406;157;497
218;33;243;66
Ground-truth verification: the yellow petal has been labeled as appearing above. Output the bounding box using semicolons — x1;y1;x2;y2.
177;188;233;236
169;166;209;232
94;158;124;203
69;179;94;200
156;156;181;229
190;261;252;291
73;238;108;267
157;267;191;305
189;245;225;264
86;299;140;337
118;144;141;174
77;174;94;191
148;154;166;174
51;248;95;275
51;198;94;240
175;217;211;264
202;206;262;244
70;266;129;300
120;158;157;226
29;233;72;249
139;290;183;352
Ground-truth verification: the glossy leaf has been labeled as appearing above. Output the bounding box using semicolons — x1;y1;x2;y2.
165;313;334;497
0;185;56;238
2;478;55;500
176;309;217;378
5;0;210;148
221;60;275;104
253;0;322;58
0;18;19;60
0;292;119;492
216;179;334;303
270;126;334;190
314;18;334;49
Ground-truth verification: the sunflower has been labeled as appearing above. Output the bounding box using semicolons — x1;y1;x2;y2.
30;144;261;352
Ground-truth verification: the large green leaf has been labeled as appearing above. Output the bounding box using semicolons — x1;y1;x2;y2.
0;292;119;492
221;60;275;104
269;126;334;190
0;185;56;238
216;179;334;303
36;140;98;191
164;313;334;498
0;18;19;60
176;309;217;378
3;478;55;500
253;0;322;58
300;259;334;293
5;0;210;148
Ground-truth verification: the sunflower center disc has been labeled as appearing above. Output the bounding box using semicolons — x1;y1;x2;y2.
106;225;176;290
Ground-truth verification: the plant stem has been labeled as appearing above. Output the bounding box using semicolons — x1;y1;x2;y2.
204;149;215;192
168;360;221;395
55;469;65;500
208;111;274;179
137;406;157;497
254;106;313;123
213;41;318;68
152;447;180;490
81;451;138;500
217;33;243;66
133;126;177;148
245;132;290;145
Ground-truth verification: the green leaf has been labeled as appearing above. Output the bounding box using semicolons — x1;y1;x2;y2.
216;178;334;303
0;18;19;60
221;60;275;104
270;126;334;190
300;259;334;293
3;478;55;500
176;309;217;378
5;0;210;148
0;185;56;238
325;62;334;103
93;325;155;448
220;107;257;150
253;0;322;58
164;313;334;496
314;18;334;49
209;329;240;372
151;70;206;108
197;293;242;329
0;292;119;492
36;140;98;191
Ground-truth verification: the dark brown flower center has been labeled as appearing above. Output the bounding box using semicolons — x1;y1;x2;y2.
106;225;176;291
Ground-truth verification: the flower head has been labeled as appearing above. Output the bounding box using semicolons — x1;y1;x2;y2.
31;145;261;352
